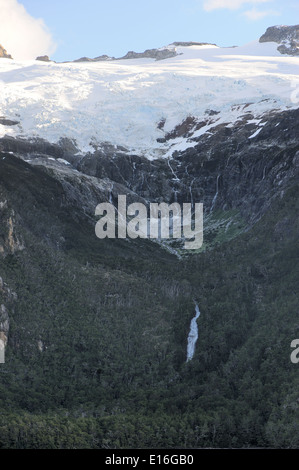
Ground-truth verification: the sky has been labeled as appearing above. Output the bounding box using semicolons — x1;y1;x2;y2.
0;0;298;60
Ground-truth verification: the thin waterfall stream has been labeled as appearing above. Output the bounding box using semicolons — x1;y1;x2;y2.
186;304;200;362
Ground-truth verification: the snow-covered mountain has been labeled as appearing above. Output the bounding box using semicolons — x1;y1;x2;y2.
0;26;298;160
259;24;299;56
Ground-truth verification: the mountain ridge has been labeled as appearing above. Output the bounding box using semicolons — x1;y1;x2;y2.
259;24;299;55
0;25;298;160
1;24;298;64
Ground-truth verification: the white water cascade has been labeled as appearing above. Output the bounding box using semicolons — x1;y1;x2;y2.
210;174;220;213
186;304;200;362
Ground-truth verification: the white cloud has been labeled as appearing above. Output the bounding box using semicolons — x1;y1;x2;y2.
242;7;280;20
0;0;56;60
203;0;272;12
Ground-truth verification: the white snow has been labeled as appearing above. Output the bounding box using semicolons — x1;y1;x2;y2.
249;127;263;139
57;158;71;165
0;40;298;159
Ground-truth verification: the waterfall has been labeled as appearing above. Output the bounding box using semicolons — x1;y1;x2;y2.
210;174;220;212
168;159;179;182
186;304;200;362
0;338;5;364
109;183;114;203
189;178;195;207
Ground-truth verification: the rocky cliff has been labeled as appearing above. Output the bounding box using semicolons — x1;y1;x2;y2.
259;24;299;55
0;44;12;59
71;46;178;63
1;106;298;251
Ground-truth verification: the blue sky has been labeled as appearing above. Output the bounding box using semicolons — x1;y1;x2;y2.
1;0;299;60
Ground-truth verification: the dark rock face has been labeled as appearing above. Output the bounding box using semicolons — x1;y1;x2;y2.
73;57;94;63
260;25;299;43
70;43;222;64
277;43;299;56
71;48;178;63
73;108;299;229
0;136;68;158
36;55;51;62
71;47;178;63
0;277;16;351
259;25;299;56
171;42;217;47
94;54;113;61
160;116;208;142
0;45;12;59
1;108;298;235
73;54;114;63
0;118;19;126
0;207;24;257
118;48;178;61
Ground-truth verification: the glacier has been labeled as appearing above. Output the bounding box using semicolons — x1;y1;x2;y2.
0;40;299;159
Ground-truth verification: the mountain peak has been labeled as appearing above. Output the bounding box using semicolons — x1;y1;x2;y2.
170;41;217;47
0;44;12;59
259;24;299;56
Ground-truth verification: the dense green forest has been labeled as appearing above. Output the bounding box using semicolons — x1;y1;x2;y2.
0;153;298;448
